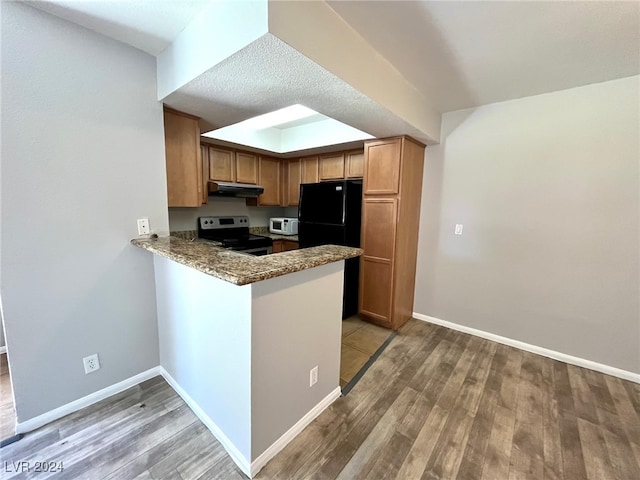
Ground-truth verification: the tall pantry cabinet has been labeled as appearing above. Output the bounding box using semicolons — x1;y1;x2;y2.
359;136;426;330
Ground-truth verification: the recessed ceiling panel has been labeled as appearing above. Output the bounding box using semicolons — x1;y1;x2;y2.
203;105;374;153
163;34;432;148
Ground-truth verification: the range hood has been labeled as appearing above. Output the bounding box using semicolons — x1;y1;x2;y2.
208;181;264;198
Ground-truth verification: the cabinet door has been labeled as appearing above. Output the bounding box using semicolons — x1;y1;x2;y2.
301;156;319;183
164;108;202;207
360;259;393;326
257;156;281;206
235;152;258;184
200;144;209;204
364;139;401;195
287;159;302;206
359;197;397;327
272;240;284;253
345;150;364;178
319;153;345;181
208;147;235;182
283;240;299;251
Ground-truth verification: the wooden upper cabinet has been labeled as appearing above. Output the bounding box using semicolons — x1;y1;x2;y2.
345;150;364;178
319;153;345;181
164;107;203;207
301;156;319;184
200;144;210;204
286;159;302;206
363;139;401;195
208;147;235;182
235;152;258;184
254;156;281;206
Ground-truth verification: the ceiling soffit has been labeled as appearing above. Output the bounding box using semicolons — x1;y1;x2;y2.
158;0;441;145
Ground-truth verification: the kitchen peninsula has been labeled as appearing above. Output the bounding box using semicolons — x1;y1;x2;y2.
131;236;362;478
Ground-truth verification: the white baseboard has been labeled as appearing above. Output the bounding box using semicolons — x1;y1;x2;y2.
160;366;341;478
250;386;342;477
413;312;640;384
0;346;6;355
16;367;161;434
159;367;252;478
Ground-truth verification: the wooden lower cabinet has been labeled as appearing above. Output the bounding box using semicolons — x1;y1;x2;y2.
359;259;393;323
272;240;299;253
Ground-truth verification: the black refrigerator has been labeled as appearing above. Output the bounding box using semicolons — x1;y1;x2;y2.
298;180;363;319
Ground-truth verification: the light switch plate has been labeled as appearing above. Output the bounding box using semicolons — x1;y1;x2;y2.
455;224;464;235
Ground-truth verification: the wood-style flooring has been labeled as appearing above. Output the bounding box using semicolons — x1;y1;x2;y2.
0;353;16;440
2;319;639;479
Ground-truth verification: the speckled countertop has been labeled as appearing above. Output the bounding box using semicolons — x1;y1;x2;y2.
131;236;362;286
249;227;298;242
170;229;298;242
260;233;299;242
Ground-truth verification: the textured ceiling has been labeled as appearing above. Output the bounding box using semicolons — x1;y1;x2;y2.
20;0;640;145
163;34;430;150
24;0;211;55
328;0;640;112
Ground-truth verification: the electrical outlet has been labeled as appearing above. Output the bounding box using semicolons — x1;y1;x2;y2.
137;218;150;235
454;224;464;235
83;354;100;374
310;366;318;387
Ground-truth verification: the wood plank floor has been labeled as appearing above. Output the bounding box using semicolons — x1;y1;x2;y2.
1;319;639;479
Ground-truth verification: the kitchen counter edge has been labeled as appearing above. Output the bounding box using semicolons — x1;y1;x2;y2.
131;236;362;286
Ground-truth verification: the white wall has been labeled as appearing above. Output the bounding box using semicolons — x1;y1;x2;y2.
415;76;640;374
157;0;268;99
154;256;253;463
1;3;169;421
169;199;297;231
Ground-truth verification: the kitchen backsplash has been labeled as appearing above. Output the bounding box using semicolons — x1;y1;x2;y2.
168;197;298;231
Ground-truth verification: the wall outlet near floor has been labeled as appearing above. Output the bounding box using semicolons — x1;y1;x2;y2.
310;366;318;387
454;224;464;235
137;218;150;235
83;354;100;374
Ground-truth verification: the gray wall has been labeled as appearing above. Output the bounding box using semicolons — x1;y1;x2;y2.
251;261;343;458
414;76;640;374
1;3;169;421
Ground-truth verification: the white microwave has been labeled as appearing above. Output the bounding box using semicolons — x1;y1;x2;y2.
269;217;299;236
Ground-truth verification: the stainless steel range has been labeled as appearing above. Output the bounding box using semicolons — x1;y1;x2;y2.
197;216;273;256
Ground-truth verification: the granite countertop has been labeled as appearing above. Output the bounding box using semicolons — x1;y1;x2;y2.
259;233;299;242
170;229;298;242
131;236;362;286
248;227;298;242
